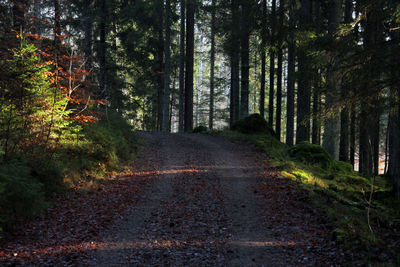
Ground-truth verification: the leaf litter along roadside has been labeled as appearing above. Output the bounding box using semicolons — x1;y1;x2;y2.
0;137;160;266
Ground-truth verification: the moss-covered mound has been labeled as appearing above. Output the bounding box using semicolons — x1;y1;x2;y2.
232;114;276;136
289;142;333;168
192;125;209;133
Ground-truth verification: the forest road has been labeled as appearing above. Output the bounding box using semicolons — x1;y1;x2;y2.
89;132;337;266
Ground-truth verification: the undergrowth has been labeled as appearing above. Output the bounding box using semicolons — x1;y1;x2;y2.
0;111;137;234
212;124;400;263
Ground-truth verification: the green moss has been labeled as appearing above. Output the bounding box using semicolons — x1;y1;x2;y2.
231;114;276;136
289;142;333;169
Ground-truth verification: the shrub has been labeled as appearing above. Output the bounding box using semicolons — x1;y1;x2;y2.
0;161;47;231
29;157;64;197
192;125;209;133
288;142;333;169
333;161;354;174
232;114;276;136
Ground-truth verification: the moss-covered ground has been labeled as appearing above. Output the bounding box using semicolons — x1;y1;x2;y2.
211;129;400;263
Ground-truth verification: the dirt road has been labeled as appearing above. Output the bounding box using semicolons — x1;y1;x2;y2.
88;132;342;266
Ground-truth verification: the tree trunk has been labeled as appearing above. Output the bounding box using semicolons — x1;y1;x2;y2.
33;0;41;36
162;0;171;132
12;0;27;31
240;0;250;119
339;0;353;162
99;0;107;98
84;0;93;74
230;0;240;126
359;3;382;176
388;31;400;198
259;0;267;118
372;113;380;175
54;0;61;45
312;0;321;146
395;71;400;198
286;0;295;146
312;86;321;145
322;0;341;160
157;2;164;131
275;0;284;140
209;0;216;129
184;0;195;132
268;0;276;128
296;0;311;143
178;0;185;133
350;103;356;166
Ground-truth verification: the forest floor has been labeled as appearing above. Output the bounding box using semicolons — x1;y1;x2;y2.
0;132;348;266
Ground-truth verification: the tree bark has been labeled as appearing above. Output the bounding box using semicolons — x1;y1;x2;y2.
209;0;216;129
322;0;341;160
162;0;171;132
259;0;267;118
157;2;164;131
12;0;28;31
339;0;353;162
230;0;240;126
350;103;356;166
54;0;61;45
84;0;93;74
98;0;107;98
395;70;400;198
296;0;311;143
178;0;185;133
268;0;276;128
240;0;250;119
286;0;295;146
33;0;41;36
275;0;284;140
184;0;195;132
312;0;321;146
388;30;400;198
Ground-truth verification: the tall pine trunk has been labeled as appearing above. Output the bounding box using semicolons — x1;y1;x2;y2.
184;0;195;132
322;0;341;160
395;70;400;198
12;0;27;31
99;0;107;98
275;0;284;140
350;103;356;166
339;0;353;162
209;0;216;129
359;4;382;176
33;0;41;36
268;0;276;128
178;0;185;133
230;0;240;126
259;0;267;118
296;0;311;143
286;1;295;146
240;0;250;119
312;0;321;146
162;0;171;132
388;30;400;198
54;0;61;45
156;3;164;131
84;0;93;75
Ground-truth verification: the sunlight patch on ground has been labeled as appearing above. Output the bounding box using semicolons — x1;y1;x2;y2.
1;238;302;260
231;240;298;247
